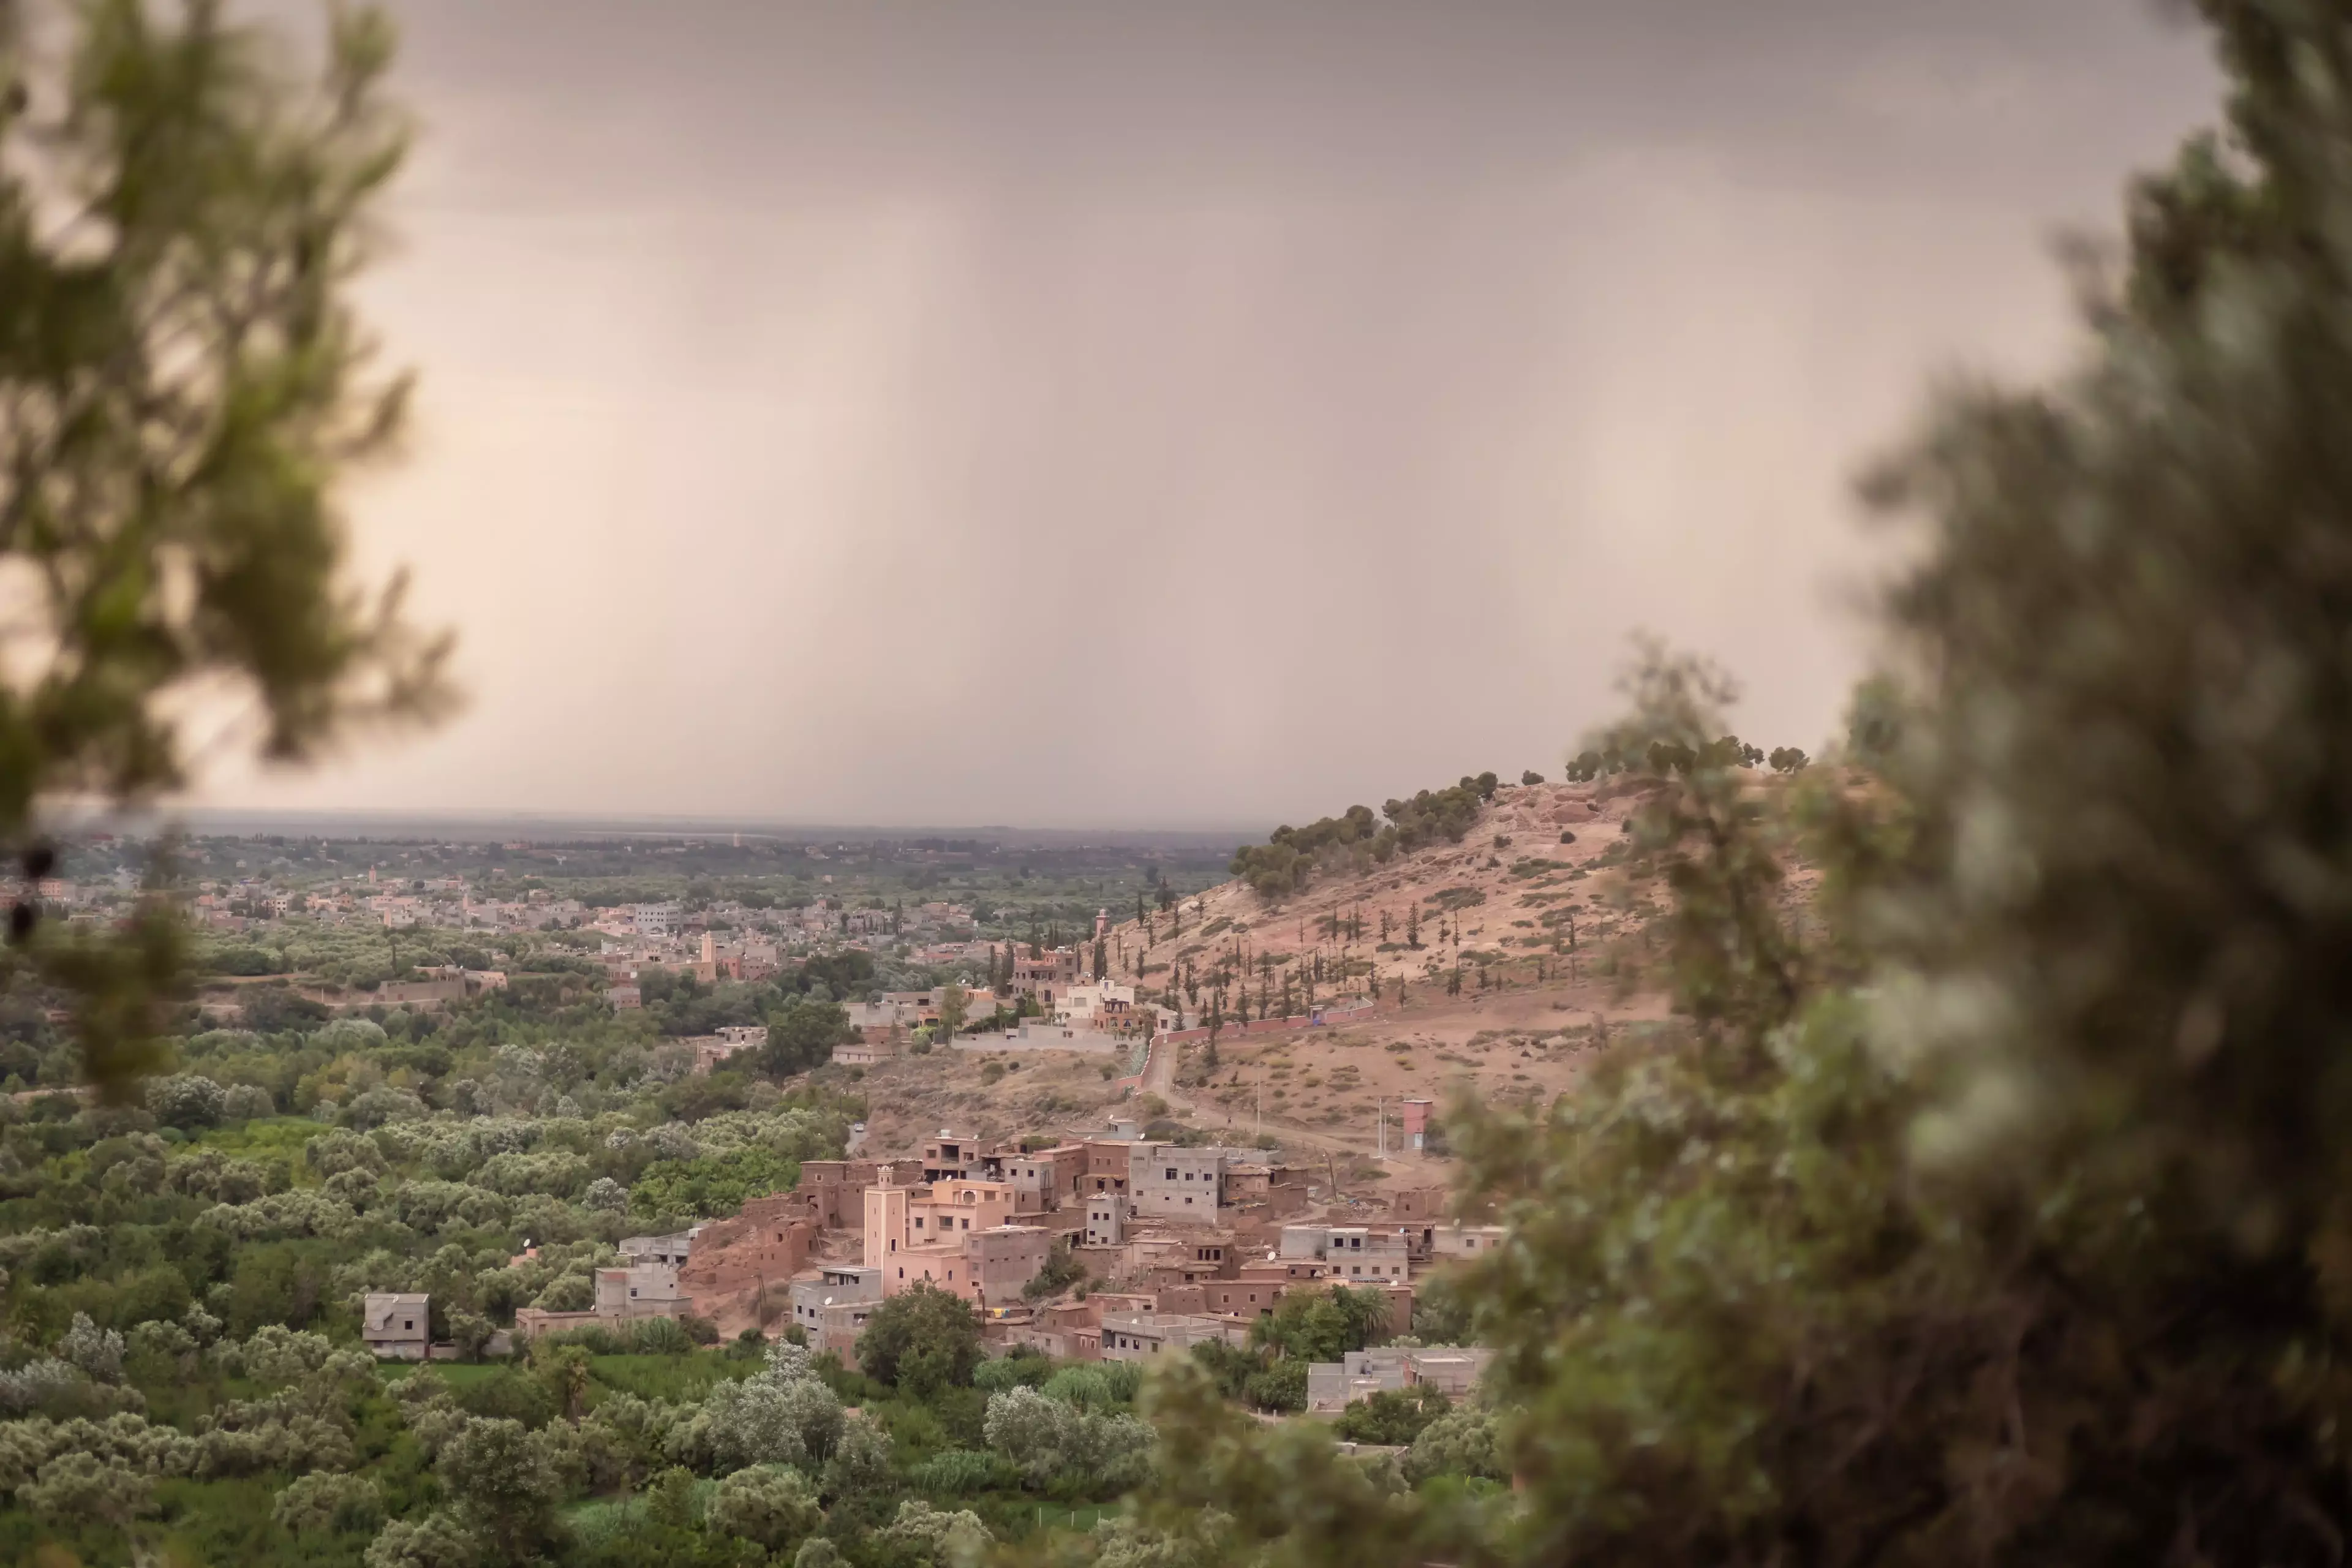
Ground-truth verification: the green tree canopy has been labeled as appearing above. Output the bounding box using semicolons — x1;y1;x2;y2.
763;998;850;1077
854;1281;982;1397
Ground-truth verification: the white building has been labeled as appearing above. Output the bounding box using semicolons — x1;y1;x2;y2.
1305;1346;1493;1413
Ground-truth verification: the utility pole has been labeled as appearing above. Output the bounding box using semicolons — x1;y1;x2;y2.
1376;1098;1386;1161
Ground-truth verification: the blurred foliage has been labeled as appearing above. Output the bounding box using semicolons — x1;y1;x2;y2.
0;0;455;1102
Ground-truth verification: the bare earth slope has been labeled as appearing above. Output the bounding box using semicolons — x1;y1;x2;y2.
848;777;1817;1177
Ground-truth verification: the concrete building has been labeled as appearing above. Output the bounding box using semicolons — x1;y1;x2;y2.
1279;1223;1411;1282
968;1225;1053;1305
844;1001;919;1049
794;1158;921;1229
1322;1227;1410;1283
1004;1298;1105;1362
1000;1144;1088;1210
1205;1278;1289;1317
1239;1257;1333;1287
1129;1143;1232;1224
921;1131;997;1184
1221;1164;1312;1218
1011;946;1081;1004
1084;1194;1125;1248
1387;1186;1446;1221
595;1262;690;1320
1081;1140;1133;1196
620;1229;699;1268
362;1292;430;1360
1426;1222;1509;1262
1098;1311;1249;1361
908;1178;1018;1245
864;1175;1036;1300
790;1265;884;1359
863;1185;911;1269
1305;1346;1493;1413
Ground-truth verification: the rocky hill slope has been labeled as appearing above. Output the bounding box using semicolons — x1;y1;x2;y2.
850;775;1820;1174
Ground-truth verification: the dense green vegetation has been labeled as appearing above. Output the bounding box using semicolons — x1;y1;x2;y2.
1229;775;1501;899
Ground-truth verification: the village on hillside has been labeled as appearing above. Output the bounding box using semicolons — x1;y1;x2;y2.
366;1112;1496;1416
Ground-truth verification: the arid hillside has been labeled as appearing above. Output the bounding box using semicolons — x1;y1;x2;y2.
862;774;1822;1169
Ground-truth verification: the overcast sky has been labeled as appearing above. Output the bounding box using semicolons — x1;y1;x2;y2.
205;0;2221;831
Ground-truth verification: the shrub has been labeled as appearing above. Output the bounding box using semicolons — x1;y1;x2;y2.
1332;1384;1449;1446
274;1471;384;1536
145;1073;227;1129
973;1351;1053;1392
908;1447;1013;1495
707;1463;822;1548
630;1147;800;1219
1400;1405;1504;1484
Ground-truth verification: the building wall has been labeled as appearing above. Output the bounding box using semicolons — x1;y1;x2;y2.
863;1186;910;1268
1206;1280;1286;1316
789;1267;883;1341
361;1294;431;1360
812;1300;876;1365
884;1242;970;1297
1428;1223;1509;1261
1130;1144;1227;1224
1324;1245;1409;1283
512;1307;603;1341
1098;1313;1246;1362
1080;1140;1133;1194
968;1226;1053;1304
595;1264;691;1319
363;1333;429;1360
1280;1224;1329;1259
620;1231;698;1268
1280;1224;1409;1280
797;1159;919;1228
910;1180;1017;1244
1388;1187;1447;1223
677;1209;815;1310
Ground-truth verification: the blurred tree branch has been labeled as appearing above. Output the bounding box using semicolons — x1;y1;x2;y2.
0;0;453;1099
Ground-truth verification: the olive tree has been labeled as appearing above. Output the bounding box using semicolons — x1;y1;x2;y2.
706;1463;821;1552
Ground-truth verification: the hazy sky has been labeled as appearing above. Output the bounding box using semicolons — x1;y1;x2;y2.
208;0;2221;831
